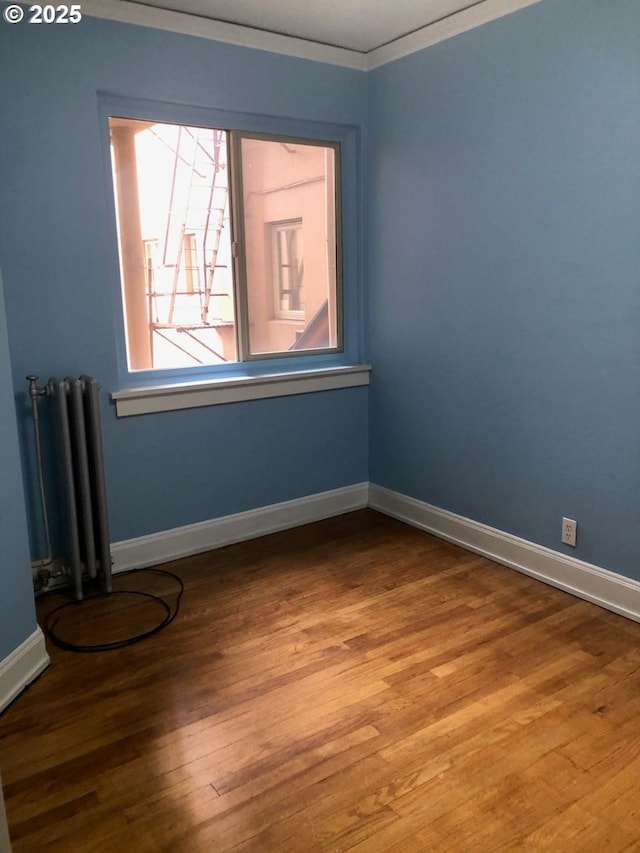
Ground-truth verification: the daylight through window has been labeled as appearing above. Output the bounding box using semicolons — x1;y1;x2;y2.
109;118;342;371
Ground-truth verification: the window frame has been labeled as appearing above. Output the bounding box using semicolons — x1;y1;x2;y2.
100;96;362;393
98;93;365;388
229;130;343;362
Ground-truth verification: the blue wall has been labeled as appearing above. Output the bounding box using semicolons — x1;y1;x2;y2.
1;0;640;670
0;17;369;558
0;267;37;659
368;0;640;579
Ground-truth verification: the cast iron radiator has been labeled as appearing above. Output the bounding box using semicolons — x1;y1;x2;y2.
49;376;113;600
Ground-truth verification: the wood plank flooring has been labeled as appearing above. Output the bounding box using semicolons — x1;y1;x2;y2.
1;509;639;851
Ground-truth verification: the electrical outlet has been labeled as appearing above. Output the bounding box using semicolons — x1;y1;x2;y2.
562;517;577;547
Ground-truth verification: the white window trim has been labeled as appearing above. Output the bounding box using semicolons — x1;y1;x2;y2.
111;364;370;417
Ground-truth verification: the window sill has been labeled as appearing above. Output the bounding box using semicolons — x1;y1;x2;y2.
111;364;371;417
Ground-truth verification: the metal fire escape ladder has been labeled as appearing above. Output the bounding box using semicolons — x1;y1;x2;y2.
167;126;201;325
200;129;227;325
161;127;228;328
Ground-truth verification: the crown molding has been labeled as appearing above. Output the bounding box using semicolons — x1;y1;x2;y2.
81;0;540;70
80;0;367;70
366;0;542;70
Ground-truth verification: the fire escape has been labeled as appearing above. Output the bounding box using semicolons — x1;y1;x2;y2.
146;126;234;365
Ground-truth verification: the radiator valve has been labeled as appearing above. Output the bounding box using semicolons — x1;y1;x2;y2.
36;568;51;588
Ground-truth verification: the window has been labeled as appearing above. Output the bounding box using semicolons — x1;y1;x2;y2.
272;219;304;319
108;118;342;372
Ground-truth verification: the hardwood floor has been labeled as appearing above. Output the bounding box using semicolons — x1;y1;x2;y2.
1;509;639;851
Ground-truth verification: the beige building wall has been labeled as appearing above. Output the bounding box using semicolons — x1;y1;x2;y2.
240;139;336;355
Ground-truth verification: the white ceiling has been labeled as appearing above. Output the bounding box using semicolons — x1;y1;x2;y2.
83;0;541;68
123;0;485;53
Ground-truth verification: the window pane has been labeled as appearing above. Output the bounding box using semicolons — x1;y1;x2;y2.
237;136;340;357
109;118;236;370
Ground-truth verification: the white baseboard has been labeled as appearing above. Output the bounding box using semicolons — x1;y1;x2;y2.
0;627;50;714
369;484;640;623
109;480;640;623
111;482;369;572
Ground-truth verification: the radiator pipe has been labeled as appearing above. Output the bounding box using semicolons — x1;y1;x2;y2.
26;375;54;570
